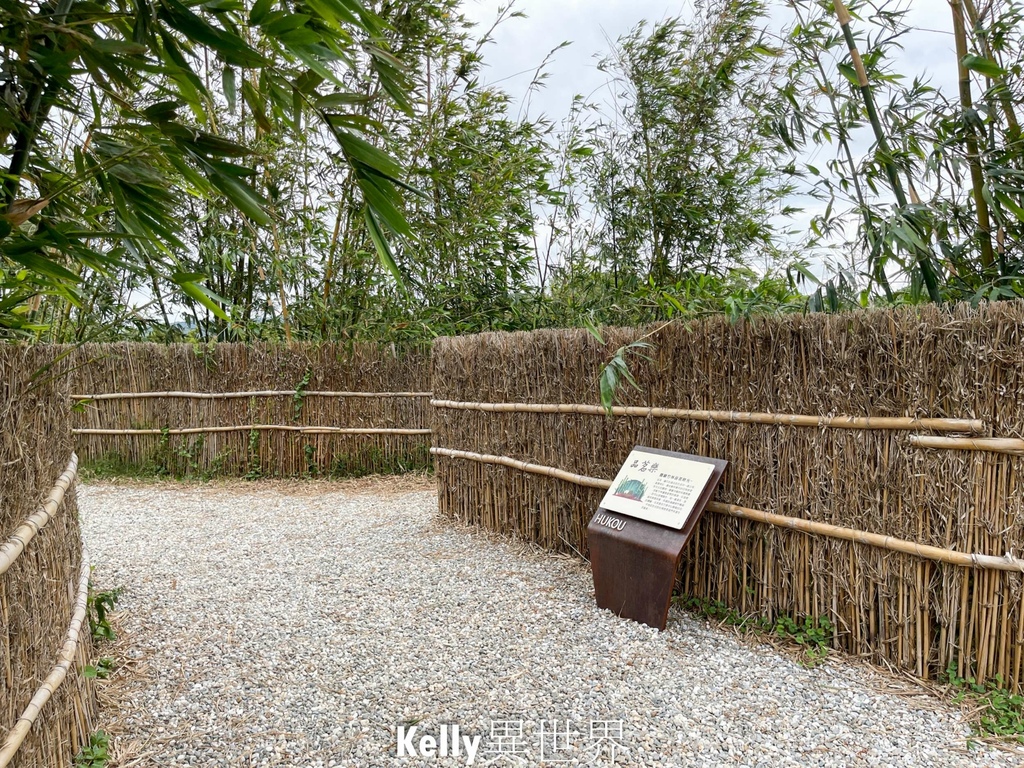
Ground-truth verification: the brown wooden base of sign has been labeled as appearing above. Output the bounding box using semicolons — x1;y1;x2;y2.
587;513;690;630
587;451;726;630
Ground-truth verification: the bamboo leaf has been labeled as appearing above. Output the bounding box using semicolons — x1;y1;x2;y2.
223;66;237;113
364;207;405;292
962;55;1006;78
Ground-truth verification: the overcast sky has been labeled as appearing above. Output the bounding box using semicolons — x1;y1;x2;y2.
460;0;960;122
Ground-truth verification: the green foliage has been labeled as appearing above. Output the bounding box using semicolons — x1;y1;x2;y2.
572;1;795;286
330;443;431;478
583;320;653;414
303;443;318;478
10;0;1023;342
293;368;312;421
88;585;122;642
245;428;262;480
74;730;111;768
678;595;833;667
778;0;1024;304
82;657;116;680
0;0;412;337
944;662;1024;741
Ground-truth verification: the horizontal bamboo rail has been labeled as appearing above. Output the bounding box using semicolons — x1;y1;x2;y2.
430;400;986;433
432;447;611;489
0;453;79;577
909;435;1024;456
0;550;90;768
72;390;432;401
431;447;1024;572
72;426;432;436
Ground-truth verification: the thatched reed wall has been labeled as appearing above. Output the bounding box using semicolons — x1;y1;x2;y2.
68;343;431;477
432;303;1024;689
1;346;94;767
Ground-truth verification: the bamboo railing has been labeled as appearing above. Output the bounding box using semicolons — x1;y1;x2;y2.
0;551;90;768
430;399;988;433
909;435;1024;456
430;447;1024;573
73;426;431;436
0;453;79;576
73;390;433;401
0;451;88;768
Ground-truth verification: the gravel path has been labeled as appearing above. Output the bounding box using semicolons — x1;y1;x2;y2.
79;481;1022;768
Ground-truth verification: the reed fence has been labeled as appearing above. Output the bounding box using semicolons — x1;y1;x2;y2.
431;303;1024;690
66;343;432;477
1;346;94;768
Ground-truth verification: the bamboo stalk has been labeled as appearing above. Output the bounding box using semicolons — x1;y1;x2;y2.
0;453;78;577
72;426;432;436
950;0;995;270
832;0;942;302
909;435;1024;455
431;447;611;489
0;549;89;768
431;399;986;433
431;447;1024;572
71;390;433;401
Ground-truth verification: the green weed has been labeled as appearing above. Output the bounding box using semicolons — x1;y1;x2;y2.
88;585;122;642
676;595;832;666
82;657;116;680
244;428;262;480
944;662;1024;741
293;368;312;421
74;730;110;768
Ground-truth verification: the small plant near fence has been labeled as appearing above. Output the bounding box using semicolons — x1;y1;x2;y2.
82;657;116;680
74;730;111;768
87;584;123;642
676;595;833;667
245;428;262;480
304;443;318;478
293;368;312;421
943;662;1024;742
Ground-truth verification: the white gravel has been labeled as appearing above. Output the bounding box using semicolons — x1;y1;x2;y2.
78;481;1022;767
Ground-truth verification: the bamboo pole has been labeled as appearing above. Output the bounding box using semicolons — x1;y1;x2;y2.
430;399;986;433
909;435;1024;455
950;0;995;270
430;447;611;489
71;390;433;401
430;447;1024;573
72;426;432;436
0;550;89;768
832;0;942;302
0;453;78;577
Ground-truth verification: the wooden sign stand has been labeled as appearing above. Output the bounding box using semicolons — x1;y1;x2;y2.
587;447;727;630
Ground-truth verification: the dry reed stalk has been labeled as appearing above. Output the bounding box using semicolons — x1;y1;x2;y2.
909;435;1024;455
72;390;433;401
0;551;90;768
72;426;432;436
0;453;79;576
431;400;986;433
432;447;1024;573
